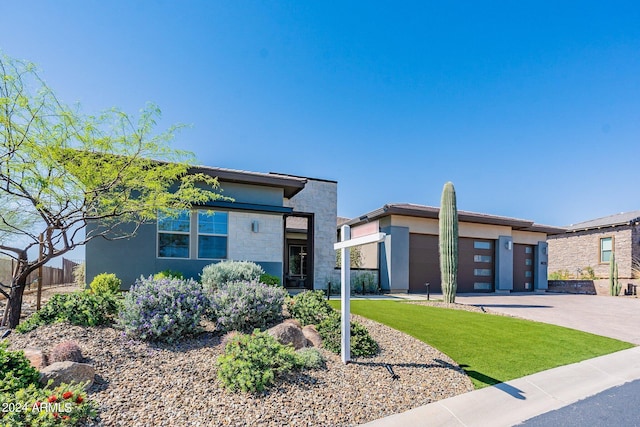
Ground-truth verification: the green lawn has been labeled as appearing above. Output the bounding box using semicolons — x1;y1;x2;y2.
329;300;634;389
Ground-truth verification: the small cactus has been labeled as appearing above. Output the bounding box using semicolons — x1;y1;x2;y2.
610;253;621;296
49;340;84;363
439;182;459;303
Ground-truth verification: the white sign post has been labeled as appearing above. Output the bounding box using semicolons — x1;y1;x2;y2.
334;224;386;364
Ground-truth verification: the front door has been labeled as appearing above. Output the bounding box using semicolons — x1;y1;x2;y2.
287;243;309;288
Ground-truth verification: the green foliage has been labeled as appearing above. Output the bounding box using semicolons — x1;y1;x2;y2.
0;52;227;328
333;300;634;389
286;290;334;326
316;312;379;357
351;271;378;294
72;262;85;287
152;269;185;280
209;281;286;333
610;254;621;296
336;245;364;268
439;181;459;303
16;291;121;333
579;267;596;280
548;270;571;280
0;342;40;393
88;273;121;295
118;276;209;342
216;330;298;393
259;273;281;286
294;347;326;369
201;261;264;291
0;381;96;426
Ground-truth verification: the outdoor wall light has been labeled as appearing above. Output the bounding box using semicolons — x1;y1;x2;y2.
505;241;512;250
251;220;259;233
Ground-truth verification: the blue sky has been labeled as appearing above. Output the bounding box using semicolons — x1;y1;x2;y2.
1;1;639;227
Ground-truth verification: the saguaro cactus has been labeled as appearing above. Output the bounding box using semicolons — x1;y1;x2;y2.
610;253;620;296
439;182;459;303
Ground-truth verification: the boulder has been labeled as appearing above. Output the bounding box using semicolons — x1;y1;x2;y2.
283;318;302;329
39;361;94;390
267;322;307;350
302;325;322;348
23;347;48;369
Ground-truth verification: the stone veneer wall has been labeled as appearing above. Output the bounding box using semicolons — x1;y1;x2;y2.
285;179;338;289
548;225;635;279
227;211;283;262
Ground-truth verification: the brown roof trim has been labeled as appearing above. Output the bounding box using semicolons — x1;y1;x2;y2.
189;166;307;198
346;203;566;233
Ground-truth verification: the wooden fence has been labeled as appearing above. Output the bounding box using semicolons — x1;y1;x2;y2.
0;257;79;288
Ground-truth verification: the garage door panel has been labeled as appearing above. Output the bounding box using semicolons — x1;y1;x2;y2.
409;234;440;293
513;244;535;292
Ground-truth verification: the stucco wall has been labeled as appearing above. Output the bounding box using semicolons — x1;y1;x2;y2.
286;179;337;289
548;225;635;279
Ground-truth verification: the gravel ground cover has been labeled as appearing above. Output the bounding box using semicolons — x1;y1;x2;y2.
7;314;474;426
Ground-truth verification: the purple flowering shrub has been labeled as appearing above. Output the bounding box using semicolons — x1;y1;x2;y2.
118;276;210;342
209;281;286;333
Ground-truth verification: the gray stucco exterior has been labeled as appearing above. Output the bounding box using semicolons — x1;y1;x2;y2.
495;235;514;291
534;241;549;290
379;226;410;292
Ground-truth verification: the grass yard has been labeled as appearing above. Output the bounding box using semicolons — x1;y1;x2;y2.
329;300;634;389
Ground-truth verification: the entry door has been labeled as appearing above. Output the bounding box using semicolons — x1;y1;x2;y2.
286;243;311;289
513;244;535;292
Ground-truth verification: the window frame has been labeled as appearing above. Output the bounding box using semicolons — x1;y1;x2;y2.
196;210;229;260
599;236;614;264
157;209;191;259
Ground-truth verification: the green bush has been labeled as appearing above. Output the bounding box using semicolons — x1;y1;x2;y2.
259;273;281;286
0;381;96;426
317;312;379;357
217;330;298;393
286;290;334;326
201;261;264;291
16;291;121;333
294;347;325;369
548;270;571;280
153;269;185;280
89;273;121;294
0;342;40;393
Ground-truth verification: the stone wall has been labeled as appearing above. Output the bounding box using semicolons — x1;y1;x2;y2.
286;179;337;289
548;279;640;296
227;211;283;262
548;225;635;279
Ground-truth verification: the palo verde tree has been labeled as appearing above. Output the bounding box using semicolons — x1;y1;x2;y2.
439;181;459;303
0;53;225;328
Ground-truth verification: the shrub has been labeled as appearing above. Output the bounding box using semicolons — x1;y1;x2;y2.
72;262;86;287
548;270;571;280
259;273;281;286
119;276;209;342
351;272;378;294
153;269;185;280
201;261;264;291
89;273;121;294
317;312;379;357
216;330;298;392
294;347;325;369
17;291;121;333
209;281;286;333
49;341;83;363
0;381;96;426
287;290;334;326
0;342;40;393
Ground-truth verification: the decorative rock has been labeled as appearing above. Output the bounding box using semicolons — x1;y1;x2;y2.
283;318;302;329
23;347;48;369
267;322;307;350
39;361;95;390
302;325;322;348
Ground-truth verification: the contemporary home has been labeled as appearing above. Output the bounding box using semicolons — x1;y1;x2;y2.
547;211;640;280
85;166;337;289
342;204;564;293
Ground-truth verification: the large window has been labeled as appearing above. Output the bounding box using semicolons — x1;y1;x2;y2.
157;209;191;258
198;210;228;259
600;237;613;263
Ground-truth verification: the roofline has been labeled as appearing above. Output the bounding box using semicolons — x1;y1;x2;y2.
189;166;307;198
268;171;338;184
345;204;566;233
563;216;640;233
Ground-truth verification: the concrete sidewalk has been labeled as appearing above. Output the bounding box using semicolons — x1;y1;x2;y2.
361;346;640;427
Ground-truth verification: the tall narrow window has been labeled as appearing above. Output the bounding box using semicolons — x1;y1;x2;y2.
157;209;190;258
198;210;228;259
600;237;613;263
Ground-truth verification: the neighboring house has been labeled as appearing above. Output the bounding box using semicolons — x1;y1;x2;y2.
85;166;337;289
547;211;640;279
342;203;563;293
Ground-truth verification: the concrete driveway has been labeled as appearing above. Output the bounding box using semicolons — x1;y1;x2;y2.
455;293;640;345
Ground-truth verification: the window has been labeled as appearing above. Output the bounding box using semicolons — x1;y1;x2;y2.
525;259;532;266
157;209;190;258
474;282;492;291
474;268;492;277
525;246;533;254
474;255;492;263
525;271;533;278
289;245;307;277
198;211;228;259
474;241;492;250
600;237;613;263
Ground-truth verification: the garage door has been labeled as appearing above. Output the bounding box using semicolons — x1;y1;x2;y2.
513;244;535;292
409;234;440;293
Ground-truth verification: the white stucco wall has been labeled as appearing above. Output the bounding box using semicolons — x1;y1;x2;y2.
227;211;283;262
